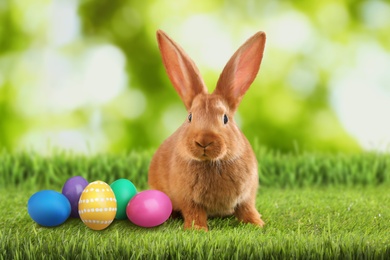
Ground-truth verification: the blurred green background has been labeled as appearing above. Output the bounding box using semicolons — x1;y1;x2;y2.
1;0;390;154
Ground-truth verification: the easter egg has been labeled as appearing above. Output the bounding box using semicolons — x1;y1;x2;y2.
28;190;71;227
78;181;117;230
126;190;172;228
110;179;137;220
62;176;89;218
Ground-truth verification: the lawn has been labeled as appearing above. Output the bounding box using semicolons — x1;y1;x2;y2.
1;150;390;259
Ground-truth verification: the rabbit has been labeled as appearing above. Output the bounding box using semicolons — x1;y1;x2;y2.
148;29;266;231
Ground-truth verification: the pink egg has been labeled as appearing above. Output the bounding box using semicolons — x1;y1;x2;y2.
126;190;172;228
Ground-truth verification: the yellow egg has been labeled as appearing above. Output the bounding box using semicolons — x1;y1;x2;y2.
78;180;117;230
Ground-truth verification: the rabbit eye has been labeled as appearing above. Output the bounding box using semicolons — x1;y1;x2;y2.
188;113;192;122
223;114;228;124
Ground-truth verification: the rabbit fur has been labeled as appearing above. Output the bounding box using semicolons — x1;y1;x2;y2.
148;30;266;231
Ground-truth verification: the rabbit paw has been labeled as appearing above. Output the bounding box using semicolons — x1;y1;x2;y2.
235;203;265;228
184;223;208;232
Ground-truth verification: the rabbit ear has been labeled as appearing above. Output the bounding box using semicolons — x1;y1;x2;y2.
214;31;266;111
157;30;208;110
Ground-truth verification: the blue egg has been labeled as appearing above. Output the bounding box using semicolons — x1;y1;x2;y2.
28;190;71;227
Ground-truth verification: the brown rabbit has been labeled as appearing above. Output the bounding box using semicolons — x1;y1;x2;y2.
148;30;266;231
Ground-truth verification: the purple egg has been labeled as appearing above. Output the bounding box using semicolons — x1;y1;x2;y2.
62;176;88;218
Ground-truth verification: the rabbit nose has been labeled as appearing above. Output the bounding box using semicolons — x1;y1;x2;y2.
195;141;213;148
195;133;216;148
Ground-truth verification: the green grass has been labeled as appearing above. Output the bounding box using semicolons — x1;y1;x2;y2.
1;149;390;189
1;149;390;259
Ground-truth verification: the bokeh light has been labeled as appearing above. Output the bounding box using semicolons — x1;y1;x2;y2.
1;0;389;154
